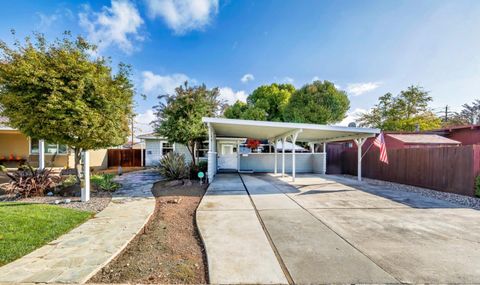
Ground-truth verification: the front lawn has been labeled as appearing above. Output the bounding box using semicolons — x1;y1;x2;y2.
0;202;92;266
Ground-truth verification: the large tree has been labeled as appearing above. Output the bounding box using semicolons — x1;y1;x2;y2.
283;80;350;124
224;83;295;121
357;85;441;131
445;99;480;126
153;82;221;165
0;32;134;171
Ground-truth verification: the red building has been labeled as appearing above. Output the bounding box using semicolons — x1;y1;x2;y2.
428;124;480;145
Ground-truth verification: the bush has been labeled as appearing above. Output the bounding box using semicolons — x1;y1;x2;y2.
61;175;78;188
189;160;208;180
90;174;120;192
476;175;480;198
5;164;59;197
159;152;189;180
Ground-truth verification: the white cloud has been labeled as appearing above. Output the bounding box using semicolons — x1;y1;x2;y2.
142;71;190;95
312;76;320;82
79;0;144;54
241;73;254;83
37;8;74;30
283;76;294;84
145;0;218;34
135;109;156;135
346;82;381;96
336;108;367;126
219;87;248;105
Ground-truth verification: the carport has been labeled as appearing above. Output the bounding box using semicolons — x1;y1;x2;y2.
202;117;379;182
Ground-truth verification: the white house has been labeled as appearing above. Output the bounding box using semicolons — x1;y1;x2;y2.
138;117;380;184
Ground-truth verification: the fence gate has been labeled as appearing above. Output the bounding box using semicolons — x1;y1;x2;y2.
107;149;145;167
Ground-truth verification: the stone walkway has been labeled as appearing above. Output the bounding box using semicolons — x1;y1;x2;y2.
0;170;161;284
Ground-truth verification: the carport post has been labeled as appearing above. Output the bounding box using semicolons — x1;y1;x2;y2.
38;139;45;170
291;132;299;182
274;138;278;175
81;150;90;202
281;137;286;177
323;142;327;174
354;138;367;181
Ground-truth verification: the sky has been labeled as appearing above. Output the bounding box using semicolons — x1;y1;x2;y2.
1;0;479;134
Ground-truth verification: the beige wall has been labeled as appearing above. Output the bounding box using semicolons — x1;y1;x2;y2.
1;131;108;170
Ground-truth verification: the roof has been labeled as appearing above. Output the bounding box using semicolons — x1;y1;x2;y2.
0;116;16;131
203;117;380;143
274;141;306;151
387;134;461;145
137;132;165;140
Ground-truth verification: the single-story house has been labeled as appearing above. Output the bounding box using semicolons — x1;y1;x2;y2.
0;117;108;170
202;117;380;182
428;124;480;145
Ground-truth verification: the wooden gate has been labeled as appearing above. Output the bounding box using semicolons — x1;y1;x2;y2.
107;149;145;167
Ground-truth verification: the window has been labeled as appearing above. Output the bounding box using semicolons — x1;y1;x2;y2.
162;142;173;155
196;141;209;158
30;140;68;155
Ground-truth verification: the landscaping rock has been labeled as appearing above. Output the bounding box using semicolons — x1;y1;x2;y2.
166;180;183;187
47;192;53;196
183;179;193;186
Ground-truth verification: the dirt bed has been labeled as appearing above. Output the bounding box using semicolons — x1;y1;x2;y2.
89;180;208;284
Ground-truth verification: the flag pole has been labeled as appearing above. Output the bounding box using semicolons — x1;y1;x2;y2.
361;135;377;159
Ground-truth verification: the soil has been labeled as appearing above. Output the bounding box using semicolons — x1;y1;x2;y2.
89;180;208;284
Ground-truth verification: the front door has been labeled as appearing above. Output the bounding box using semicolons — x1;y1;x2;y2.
218;143;237;169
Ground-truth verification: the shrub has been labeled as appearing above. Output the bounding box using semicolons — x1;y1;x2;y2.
159;152;189;180
90;174;120;192
61;175;78;188
5;164;59;197
476;175;480;198
189;160;208;180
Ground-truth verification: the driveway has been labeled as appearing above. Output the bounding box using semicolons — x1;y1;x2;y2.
197;173;480;284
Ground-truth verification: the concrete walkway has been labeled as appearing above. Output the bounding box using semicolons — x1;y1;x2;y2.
196;173;288;284
0;170;161;284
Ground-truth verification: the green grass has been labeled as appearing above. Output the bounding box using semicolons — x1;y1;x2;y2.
0;202;92;266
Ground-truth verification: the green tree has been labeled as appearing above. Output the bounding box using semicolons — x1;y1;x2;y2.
0;32;134;172
445;99;480;126
283;80;350;124
357;85;441;131
223;83;295;121
153;82;221;165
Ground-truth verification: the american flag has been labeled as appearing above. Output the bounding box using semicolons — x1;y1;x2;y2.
374;132;389;164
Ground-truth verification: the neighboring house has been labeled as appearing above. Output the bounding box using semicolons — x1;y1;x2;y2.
0;117;108;170
428;124;480;145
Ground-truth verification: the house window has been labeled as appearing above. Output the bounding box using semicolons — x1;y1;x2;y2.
162;142;173;155
196;141;209;158
30;140;68;155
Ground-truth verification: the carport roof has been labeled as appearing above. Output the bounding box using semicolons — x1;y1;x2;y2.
202;117;380;143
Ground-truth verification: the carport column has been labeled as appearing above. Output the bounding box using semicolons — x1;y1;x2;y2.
291;131;300;182
274;138;278;174
38;139;45;170
140;139;144;167
323;142;327;174
354;138;367;181
207;123;216;182
81;150;90;202
281;137;286;177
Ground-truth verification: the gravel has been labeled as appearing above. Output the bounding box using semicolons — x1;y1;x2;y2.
341;174;480;210
0;191;112;213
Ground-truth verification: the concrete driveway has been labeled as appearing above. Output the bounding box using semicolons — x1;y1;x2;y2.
197;173;480;284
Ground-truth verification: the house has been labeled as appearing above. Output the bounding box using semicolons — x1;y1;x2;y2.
428;124;480;145
0;117;108;170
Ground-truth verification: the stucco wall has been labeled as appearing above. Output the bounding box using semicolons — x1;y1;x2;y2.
0;132;29;159
239;153;320;173
312;153;326;173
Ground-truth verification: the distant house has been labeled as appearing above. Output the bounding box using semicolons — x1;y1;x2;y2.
428;124;480;145
0;116;108;170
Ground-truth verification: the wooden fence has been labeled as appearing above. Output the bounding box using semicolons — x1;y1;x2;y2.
107;149;144;167
335;145;480;197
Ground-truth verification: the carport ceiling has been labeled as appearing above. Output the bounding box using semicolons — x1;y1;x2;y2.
202;117;380;142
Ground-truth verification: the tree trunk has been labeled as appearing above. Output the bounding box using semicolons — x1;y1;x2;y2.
73;147;83;183
188;141;196;166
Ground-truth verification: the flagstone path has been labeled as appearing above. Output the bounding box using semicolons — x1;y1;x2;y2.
0;170;161;284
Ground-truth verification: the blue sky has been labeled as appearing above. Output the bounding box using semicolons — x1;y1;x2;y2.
1;0;479;133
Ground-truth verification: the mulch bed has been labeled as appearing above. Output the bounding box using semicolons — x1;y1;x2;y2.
89;180;208;284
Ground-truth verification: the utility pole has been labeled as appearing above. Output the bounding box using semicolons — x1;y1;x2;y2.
444;105;449;122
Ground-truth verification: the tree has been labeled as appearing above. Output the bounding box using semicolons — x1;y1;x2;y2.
283;80;350;124
223;83;295;121
153;82;221;165
0;32;134;173
357;85;441;131
445;99;480;126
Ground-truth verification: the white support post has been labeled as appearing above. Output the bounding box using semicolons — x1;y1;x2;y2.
290;131;300;182
354;138;366;181
82;150;90;202
140;139;144;167
207;123;216;182
38;139;45;170
310;143;315;154
281;137;286;178
274;138;278;175
323;142;327;175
